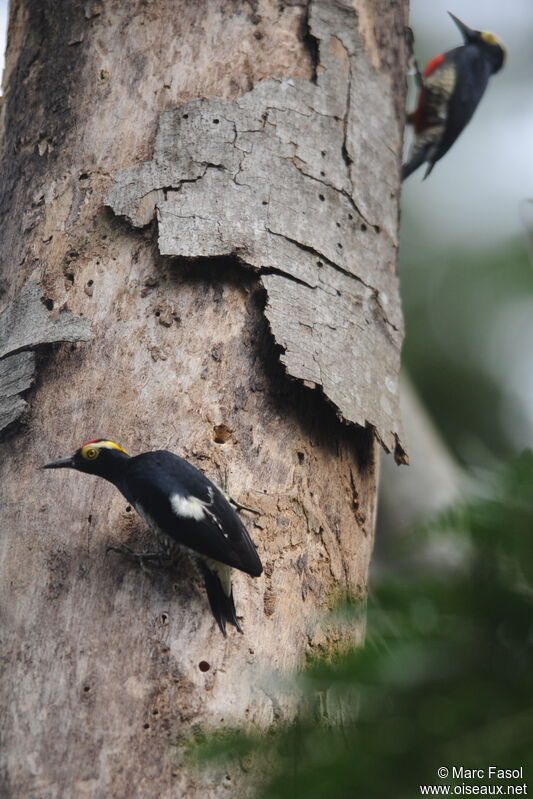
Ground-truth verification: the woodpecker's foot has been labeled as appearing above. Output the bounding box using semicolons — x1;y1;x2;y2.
229;497;261;515
220;468;261;515
106;544;176;573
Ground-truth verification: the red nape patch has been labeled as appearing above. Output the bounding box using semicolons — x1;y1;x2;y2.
423;53;445;77
80;438;103;448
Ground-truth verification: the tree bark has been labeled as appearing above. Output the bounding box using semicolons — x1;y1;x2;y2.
0;1;407;797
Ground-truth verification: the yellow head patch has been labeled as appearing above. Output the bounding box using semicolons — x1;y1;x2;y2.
80;439;129;460
481;31;506;52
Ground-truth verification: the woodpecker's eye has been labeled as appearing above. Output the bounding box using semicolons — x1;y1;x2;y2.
82;446;99;460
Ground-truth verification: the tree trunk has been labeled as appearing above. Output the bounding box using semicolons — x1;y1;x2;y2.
0;1;407;797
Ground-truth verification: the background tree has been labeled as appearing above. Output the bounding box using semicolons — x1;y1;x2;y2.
0;1;407;796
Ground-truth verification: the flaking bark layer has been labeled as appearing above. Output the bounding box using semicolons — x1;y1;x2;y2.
107;0;406;460
0;280;91;434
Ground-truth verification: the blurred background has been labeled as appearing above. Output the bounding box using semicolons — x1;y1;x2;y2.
380;0;533;541
402;0;533;466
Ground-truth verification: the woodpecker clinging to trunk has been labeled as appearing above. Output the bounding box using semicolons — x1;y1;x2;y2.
403;12;505;181
43;439;263;636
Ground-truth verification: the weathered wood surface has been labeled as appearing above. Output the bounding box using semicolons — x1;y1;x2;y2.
0;1;407;797
0;352;34;430
0;280;91;433
107;0;406;459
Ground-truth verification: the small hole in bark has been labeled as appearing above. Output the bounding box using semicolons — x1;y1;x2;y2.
374;225;381;233
212;118;219;124
65;273;74;284
88;514;92;524
337;242;343;249
83;685;91;692
125;506;131;512
262;201;268;205
336;222;340;228
161;613;168;624
348;214;353;220
360;223;367;232
143;723;150;730
79;172;89;180
43;298;54;310
319;194;325;201
254;30;263;40
321;150;326;157
183;113;188;119
155;311;160;317
87;279;94;287
317;260;322;267
213;424;232;444
199;661;211;672
297;452;305;463
101;235;107;240
152;709;159;716
320;171;325;177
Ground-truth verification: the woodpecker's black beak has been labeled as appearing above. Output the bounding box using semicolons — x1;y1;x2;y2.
448;12;476;42
42;456;75;469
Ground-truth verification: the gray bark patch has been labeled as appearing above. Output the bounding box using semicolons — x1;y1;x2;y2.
106;0;406;459
0;280;92;434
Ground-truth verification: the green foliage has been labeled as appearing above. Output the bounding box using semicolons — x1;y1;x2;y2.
400;229;533;464
197;454;533;797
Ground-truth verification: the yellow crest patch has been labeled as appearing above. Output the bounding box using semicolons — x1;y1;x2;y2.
98;440;129;454
480;30;505;52
80;439;129;455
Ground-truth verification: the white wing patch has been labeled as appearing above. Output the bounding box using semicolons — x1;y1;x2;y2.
170;494;207;520
170;488;228;537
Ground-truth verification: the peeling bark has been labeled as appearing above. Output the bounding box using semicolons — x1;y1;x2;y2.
107;0;406;459
0;1;408;797
0;280;91;434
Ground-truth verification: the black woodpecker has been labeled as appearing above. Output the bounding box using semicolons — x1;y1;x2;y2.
403;13;505;180
43;439;263;635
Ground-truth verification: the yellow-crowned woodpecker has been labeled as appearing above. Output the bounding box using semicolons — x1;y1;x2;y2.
43;439;263;635
403;12;505;180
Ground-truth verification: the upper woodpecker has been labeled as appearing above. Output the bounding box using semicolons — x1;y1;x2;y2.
43;439;263;635
403;12;505;180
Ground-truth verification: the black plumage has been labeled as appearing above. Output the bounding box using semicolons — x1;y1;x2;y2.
403;13;505;180
119;451;262;576
43;440;262;635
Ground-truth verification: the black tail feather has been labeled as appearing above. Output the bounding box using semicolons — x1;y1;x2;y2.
402;146;430;180
402;131;440;181
423;159;437;180
198;561;242;636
